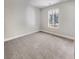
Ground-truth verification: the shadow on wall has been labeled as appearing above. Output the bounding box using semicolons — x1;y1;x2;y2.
4;0;40;39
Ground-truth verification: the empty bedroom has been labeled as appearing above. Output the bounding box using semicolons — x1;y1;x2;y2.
4;0;75;59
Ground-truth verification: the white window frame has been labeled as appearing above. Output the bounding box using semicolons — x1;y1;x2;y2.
48;8;59;29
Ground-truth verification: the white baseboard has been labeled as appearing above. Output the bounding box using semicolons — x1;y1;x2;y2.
4;30;75;42
40;30;75;40
4;30;39;42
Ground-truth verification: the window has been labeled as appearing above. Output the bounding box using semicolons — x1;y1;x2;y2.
48;8;59;28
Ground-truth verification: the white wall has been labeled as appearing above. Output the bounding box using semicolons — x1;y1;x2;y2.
40;1;75;37
4;0;75;40
4;0;40;40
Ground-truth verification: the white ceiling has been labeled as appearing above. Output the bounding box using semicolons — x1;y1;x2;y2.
29;0;74;8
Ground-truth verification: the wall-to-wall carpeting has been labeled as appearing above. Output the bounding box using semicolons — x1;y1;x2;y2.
4;32;74;59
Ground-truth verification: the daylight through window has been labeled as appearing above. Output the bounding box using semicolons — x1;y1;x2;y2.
48;8;59;28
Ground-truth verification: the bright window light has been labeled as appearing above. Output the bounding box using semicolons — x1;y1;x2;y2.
48;8;59;29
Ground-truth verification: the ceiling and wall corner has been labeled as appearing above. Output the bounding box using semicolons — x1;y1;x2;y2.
29;0;74;8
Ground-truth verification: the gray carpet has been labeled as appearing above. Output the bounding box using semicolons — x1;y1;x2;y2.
4;32;74;59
